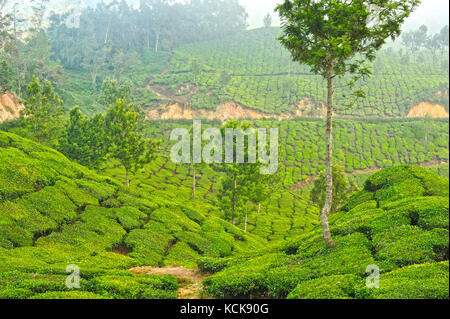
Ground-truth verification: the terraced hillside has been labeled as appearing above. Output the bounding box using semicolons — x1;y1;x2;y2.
1;131;448;299
141;118;449;188
201;166;449;299
57;50;171;116
100;118;448;241
0;131;266;299
55;28;448;120
148;28;449;118
101;144;320;243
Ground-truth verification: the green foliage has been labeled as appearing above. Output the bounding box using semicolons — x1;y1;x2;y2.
59;107;108;168
372;226;449;267
0;60;14;92
0;126;448;299
19;187;77;224
311;164;355;214
159;26;448;116
21;75;64;145
88;273;178;299
126;224;173;266
164;241;200;269
101;78;134;107
203;166;449;299
198;257;232;273
382;196;449;230
29;291;110;299
105;98;159;186
287;274;358;299
357;261;449;299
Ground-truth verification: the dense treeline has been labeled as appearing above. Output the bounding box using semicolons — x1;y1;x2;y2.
0;0;247;95
48;0;247;70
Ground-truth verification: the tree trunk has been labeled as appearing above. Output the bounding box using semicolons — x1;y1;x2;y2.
232;173;237;225
244;212;248;232
321;61;336;248
192;165;196;199
155;32;160;53
125;167;130;188
91;72;97;90
258;202;261;214
104;22;110;44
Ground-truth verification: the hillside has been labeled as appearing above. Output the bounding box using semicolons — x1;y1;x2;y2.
201;166;449;299
1;132;448;299
0;131;265;299
55;28;449;120
147;28;449;118
141;119;449;198
0;1;448;302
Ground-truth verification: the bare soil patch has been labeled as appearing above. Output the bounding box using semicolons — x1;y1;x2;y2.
0;90;23;123
129;266;210;299
407;102;449;119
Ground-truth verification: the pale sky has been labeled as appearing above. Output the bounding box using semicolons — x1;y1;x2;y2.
7;0;450;33
240;0;449;32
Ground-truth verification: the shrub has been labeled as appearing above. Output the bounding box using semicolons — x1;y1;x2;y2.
55;179;98;206
164;241;200;269
29;291;110;299
372;225;449;267
19;187;77;224
113;206;146;231
75;179;116;201
382;196;449;230
356;261;449;299
88;273;178;299
287;274;359;299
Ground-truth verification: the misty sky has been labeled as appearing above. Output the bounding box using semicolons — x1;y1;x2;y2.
8;0;450;34
241;0;449;32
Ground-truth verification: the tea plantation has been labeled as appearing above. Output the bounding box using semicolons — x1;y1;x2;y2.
56;28;448;119
1;129;448;299
151;28;449;117
0;131;265;299
202;166;449;299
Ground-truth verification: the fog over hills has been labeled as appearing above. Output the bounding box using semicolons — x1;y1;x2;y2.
241;0;449;31
7;0;449;33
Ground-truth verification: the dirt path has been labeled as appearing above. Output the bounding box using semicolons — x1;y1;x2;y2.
129;266;209;299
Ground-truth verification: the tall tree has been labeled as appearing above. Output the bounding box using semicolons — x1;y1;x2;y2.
263;13;273;28
0;0;12;51
59;107;109;168
276;0;419;247
217;120;256;226
413;24;429;51
105;98;158;187
311;163;357;214
81;45;111;90
245;164;280;232
0;59;14;93
438;25;449;58
21;75;63;144
101;77;134;107
111;49;139;82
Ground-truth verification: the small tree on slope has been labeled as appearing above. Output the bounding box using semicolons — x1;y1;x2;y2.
22;75;63;144
276;0;419;247
105;98;158;187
